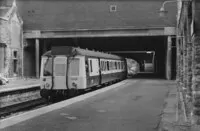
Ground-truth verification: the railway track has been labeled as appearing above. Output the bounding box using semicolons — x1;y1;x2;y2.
0;81;117;120
0;87;90;119
0;86;43;119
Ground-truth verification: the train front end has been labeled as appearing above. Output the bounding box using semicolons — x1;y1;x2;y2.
40;47;86;100
40;53;70;99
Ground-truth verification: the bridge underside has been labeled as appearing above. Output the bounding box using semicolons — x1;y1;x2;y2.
24;35;176;79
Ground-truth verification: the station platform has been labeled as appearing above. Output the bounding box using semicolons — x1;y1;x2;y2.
0;78;40;93
0;79;176;131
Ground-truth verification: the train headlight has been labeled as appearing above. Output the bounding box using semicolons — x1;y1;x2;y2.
72;82;77;88
46;83;50;89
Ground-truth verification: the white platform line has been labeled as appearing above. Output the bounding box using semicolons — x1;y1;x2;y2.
0;81;129;129
0;84;40;93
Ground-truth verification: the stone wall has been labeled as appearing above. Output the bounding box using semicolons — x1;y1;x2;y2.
0;9;23;78
177;0;200;126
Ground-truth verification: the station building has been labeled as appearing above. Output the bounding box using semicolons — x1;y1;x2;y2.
0;2;23;78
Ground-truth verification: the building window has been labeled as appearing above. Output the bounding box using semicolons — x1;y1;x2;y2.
110;5;117;12
13;50;17;59
13;59;17;74
0;44;5;73
12;50;18;74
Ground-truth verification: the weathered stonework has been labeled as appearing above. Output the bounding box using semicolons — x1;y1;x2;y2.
191;36;200;124
0;4;23;78
176;0;200;127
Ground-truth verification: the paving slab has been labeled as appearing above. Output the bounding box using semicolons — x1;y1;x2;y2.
158;81;192;131
1;79;172;131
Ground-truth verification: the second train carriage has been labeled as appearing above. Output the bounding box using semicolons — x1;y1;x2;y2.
40;46;127;100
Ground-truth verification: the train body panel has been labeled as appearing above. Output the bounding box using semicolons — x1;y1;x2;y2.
86;57;100;88
68;56;87;90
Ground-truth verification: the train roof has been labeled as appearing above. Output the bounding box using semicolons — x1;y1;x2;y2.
42;46;124;60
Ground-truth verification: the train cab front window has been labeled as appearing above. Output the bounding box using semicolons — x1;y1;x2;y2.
43;57;53;76
69;58;80;76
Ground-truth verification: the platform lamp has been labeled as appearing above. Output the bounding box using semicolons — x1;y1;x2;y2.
159;0;191;17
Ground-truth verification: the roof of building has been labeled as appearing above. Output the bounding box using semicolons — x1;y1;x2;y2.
0;7;10;17
7;0;176;31
0;6;12;20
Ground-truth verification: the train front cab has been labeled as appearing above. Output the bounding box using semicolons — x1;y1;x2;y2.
40;55;87;99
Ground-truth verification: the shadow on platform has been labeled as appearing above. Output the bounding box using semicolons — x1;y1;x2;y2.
128;72;166;80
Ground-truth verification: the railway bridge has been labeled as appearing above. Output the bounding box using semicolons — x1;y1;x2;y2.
1;0;200;128
3;0;177;80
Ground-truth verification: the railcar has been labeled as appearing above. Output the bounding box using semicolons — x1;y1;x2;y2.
40;46;127;100
126;58;140;77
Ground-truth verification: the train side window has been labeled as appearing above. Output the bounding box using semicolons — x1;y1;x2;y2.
104;61;106;71
117;62;119;69
107;61;109;70
109;61;112;70
115;62;117;69
90;60;93;72
100;61;102;70
110;61;111;70
101;61;104;71
85;60;89;73
100;61;103;71
105;61;107;71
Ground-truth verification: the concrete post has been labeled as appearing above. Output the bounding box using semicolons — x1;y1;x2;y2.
43;40;47;54
176;38;182;84
35;39;40;78
166;36;172;80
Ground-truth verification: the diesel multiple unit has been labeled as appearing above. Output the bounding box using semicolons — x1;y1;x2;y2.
40;46;127;100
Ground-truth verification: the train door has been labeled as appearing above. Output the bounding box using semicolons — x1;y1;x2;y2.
87;58;100;87
53;56;67;89
68;57;81;89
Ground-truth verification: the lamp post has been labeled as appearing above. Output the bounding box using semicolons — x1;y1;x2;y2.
159;0;191;17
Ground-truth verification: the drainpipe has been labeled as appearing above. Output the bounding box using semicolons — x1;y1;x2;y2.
21;28;24;78
35;39;40;78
